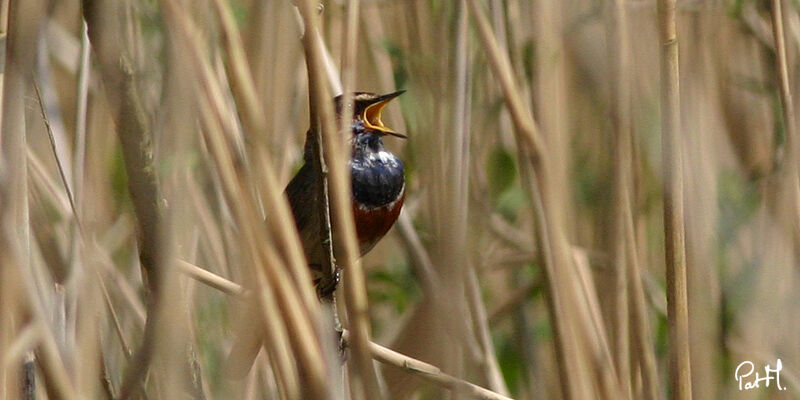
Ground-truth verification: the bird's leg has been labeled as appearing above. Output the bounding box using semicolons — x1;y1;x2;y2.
329;291;349;363
319;276;348;363
316;264;341;300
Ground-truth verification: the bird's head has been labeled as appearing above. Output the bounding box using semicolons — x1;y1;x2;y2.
335;90;406;140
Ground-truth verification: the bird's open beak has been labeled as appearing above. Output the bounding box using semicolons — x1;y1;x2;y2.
363;90;406;138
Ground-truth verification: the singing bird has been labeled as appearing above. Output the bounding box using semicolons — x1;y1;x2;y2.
285;91;406;296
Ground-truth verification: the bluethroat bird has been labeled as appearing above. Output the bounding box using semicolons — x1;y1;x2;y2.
285;90;406;296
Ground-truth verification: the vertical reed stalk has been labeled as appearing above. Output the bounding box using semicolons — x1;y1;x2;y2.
467;0;620;398
82;2;172;397
0;0;8;133
625;213;660;400
769;0;800;254
770;0;798;170
206;0;318;309
337;1;383;399
466;268;510;395
1;0;41;397
202;1;334;390
72;21;90;205
296;1;383;398
606;0;631;394
339;0;359;112
158;3;331;398
0;0;40;262
428;0;474;390
5;2;80;399
656;0;692;398
4;1;796;398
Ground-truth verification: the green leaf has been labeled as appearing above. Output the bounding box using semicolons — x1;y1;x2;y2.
496;185;525;222
487;146;517;201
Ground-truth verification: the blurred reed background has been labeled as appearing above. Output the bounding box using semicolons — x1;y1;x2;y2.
1;0;799;399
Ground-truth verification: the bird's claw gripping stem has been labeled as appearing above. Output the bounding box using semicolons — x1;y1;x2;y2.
316;265;342;300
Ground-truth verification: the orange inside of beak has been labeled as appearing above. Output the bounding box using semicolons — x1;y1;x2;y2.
363;99;406;138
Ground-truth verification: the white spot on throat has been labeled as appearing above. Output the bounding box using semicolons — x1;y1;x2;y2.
367;150;397;165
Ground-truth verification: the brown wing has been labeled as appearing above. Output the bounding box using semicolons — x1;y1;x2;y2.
284;162;323;266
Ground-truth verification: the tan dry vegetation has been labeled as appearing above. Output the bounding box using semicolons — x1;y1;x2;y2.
1;0;799;399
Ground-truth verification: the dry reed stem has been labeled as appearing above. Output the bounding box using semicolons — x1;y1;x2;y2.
296;1;383;398
308;98;337;300
94;259;134;359
27;149;71;215
656;0;692;398
770;0;800;250
159;5;330;395
396;213;441;294
4;232;77;398
81;1;171;396
2;1;74;399
4;2;785;399
71;263;103;398
604;1;658;397
466;0;612;397
178;259;245;297
770;0;798;163
72;21;90;205
94;241;147;324
0;0;7;131
625;213;659;400
571;249;625;399
360;14;440;371
295;2;338;305
338;0;359;133
403;2;479;391
357;333;514;400
196;10;331;390
33;320;76;399
176;263;513;400
82;0;164;293
606;0;632;394
192;89;304;398
69;29;92;385
0;264;23;400
2;325;38;371
359;5;407;135
447;0;476;376
336;2;370;395
245;212;328;399
466;268;510;395
33;81;80;231
250;261;302;400
207;0;318;310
